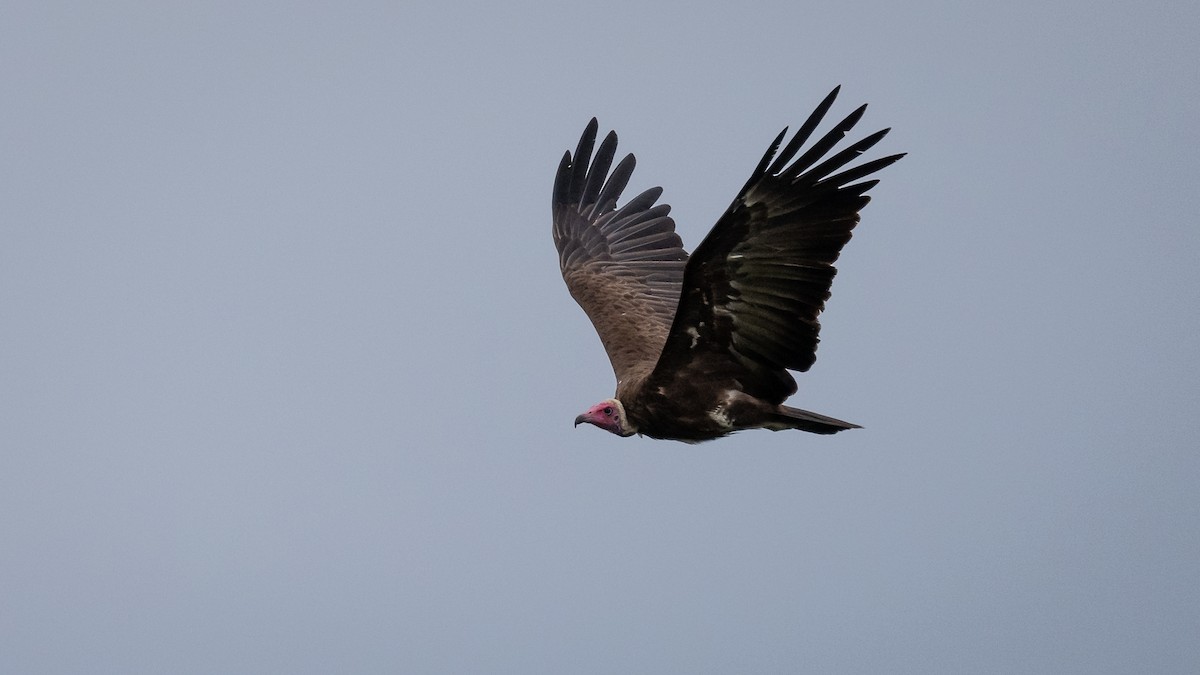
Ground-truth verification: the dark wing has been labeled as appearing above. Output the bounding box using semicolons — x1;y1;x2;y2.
648;87;904;403
552;119;689;386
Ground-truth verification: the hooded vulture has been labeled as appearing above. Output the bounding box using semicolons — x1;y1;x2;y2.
553;86;903;442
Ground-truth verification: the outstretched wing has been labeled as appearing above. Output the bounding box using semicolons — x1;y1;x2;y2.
649;87;904;403
552;119;689;385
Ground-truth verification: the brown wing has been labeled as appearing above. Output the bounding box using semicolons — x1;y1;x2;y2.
647;87;905;403
552;118;689;386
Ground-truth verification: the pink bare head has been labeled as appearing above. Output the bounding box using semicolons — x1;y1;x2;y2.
573;398;636;437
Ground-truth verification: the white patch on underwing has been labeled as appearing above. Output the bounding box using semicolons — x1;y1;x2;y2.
707;390;739;429
686;327;700;348
707;407;731;428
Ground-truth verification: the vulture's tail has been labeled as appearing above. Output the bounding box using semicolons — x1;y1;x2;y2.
769;406;861;435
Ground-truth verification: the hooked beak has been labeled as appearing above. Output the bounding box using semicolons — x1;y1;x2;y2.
574;414;587;427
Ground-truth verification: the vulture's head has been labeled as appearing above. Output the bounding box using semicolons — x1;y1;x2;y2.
574;398;636;437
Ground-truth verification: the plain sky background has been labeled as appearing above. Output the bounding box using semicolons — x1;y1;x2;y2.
3;1;1198;673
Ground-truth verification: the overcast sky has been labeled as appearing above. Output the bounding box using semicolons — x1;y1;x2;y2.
3;1;1198;673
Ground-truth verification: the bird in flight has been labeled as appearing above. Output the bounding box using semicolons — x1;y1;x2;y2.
552;87;903;442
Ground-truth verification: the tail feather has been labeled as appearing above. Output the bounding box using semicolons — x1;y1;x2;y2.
768;405;861;435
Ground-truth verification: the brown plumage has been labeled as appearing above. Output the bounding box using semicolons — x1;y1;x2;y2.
553;87;903;442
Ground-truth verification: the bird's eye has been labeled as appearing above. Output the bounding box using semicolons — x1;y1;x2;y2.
603;406;614;416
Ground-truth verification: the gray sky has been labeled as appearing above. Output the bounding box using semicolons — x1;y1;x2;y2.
3;1;1198;673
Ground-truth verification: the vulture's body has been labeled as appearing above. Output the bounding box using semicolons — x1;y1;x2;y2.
552;87;902;442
